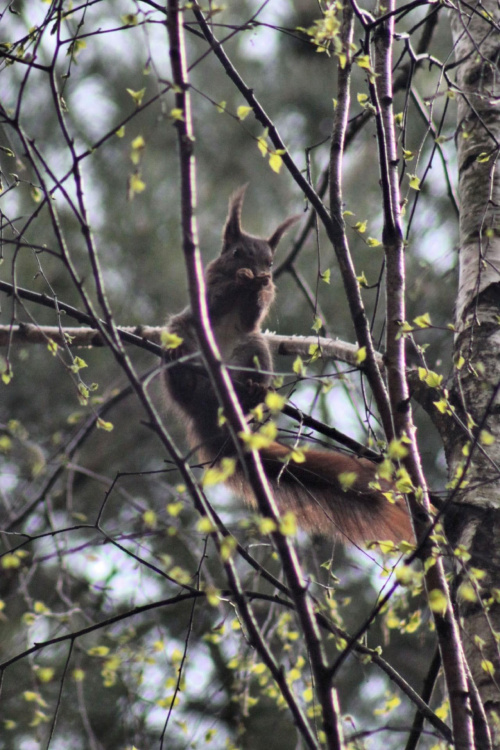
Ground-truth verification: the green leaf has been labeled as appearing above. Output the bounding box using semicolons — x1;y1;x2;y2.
0;435;12;452
355;346;367;364
356;54;371;69
480;430;495;446
388;438;408;459
356;54;376;81
408;174;421;191
399;321;414;334
311;315;323;333
481;659;495;676
303;687;314;702
239;422;278;451
374;693;401;715
292;356;305;376
143;510;157;528
265;392;286;413
96;418;114;432
353;220;367;233
308;343;321;362
70;356;88;373
257;517;277;535
236;105;252;120
197;517;216;533
130;135;145;165
23;691;48;708
67;39;86;59
428;588;448;615
288;448;306;463
128;172;146;196
161;331;183;349
121;13;138;25
395;565;414;585
202;457;236;486
2;553;21;569
257;128;269;157
457;582;477;602
205;587;221;607
268;151;283;173
338;471;357;490
279;512;297;536
31;186;42;203
435;700;450;721
413;312;432;328
433;399;449;415
418;368;443;388
126;87;146;106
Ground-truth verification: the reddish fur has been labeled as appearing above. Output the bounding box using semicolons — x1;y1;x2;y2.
228;442;414;544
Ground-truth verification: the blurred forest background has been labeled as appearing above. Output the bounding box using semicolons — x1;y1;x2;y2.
0;0;461;748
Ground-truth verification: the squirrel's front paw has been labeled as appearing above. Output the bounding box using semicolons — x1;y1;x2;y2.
236;268;271;289
236;267;254;284
245;379;268;406
254;272;271;287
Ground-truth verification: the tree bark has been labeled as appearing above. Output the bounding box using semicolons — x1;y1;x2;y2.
451;0;500;743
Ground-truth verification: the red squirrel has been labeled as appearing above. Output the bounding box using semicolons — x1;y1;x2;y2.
165;187;413;544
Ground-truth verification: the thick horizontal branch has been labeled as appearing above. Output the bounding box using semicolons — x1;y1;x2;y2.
0;323;447;443
270;333;382;369
0;324;165;349
0;324;381;369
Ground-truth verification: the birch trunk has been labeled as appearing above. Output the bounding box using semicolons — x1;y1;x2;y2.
450;0;500;742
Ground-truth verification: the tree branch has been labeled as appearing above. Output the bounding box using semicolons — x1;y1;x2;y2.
371;2;474;745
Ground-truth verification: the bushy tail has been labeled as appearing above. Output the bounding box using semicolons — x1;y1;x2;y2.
229;442;413;544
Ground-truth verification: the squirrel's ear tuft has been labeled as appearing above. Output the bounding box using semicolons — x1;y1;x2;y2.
268;213;301;251
222;184;248;250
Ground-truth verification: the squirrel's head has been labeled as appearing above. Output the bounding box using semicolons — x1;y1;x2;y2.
220;185;300;276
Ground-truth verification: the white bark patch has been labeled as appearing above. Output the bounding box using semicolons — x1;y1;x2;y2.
451;5;500;328
456;516;480;550
458;246;500;328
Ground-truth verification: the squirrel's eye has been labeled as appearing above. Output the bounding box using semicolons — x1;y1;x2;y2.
233;247;243;258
